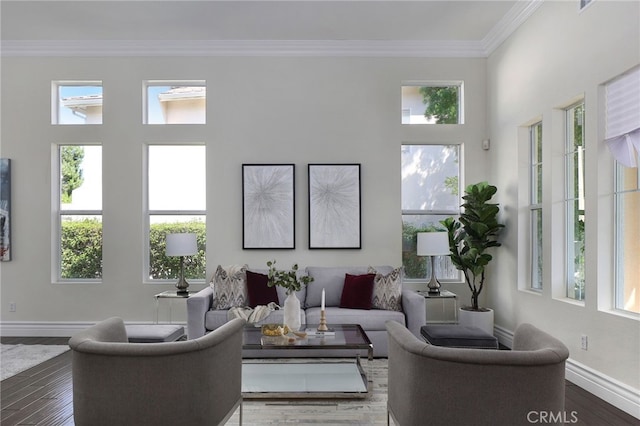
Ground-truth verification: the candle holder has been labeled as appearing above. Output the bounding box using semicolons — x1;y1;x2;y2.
317;309;329;331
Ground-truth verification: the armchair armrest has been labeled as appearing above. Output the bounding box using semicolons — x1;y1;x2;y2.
402;289;426;338
187;286;214;339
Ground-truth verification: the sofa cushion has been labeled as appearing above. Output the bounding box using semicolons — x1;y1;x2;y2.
246;270;279;308
340;273;375;309
211;264;248;309
305;266;394;308
306;307;405;332
369;266;403;311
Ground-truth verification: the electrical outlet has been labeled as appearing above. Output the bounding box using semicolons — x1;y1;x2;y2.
9;302;16;312
581;335;588;350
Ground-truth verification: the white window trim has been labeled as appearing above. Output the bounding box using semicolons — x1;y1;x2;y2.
143;80;206;125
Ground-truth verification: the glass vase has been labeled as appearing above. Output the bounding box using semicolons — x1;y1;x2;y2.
283;292;301;331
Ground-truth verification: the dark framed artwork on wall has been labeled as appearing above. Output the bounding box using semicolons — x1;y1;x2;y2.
0;158;11;261
308;163;361;249
242;164;295;249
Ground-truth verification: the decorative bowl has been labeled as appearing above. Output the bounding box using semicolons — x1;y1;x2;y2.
261;324;290;336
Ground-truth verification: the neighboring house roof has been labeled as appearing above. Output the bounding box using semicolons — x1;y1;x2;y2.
158;86;206;102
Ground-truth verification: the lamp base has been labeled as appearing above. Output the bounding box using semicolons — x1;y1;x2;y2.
175;277;189;296
427;256;441;294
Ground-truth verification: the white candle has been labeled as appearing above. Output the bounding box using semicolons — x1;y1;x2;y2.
321;288;325;311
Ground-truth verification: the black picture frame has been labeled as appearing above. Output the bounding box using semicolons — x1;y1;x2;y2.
0;158;11;261
242;164;295;249
308;163;361;249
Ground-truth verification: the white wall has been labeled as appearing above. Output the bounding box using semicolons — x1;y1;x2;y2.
0;56;487;326
487;0;639;397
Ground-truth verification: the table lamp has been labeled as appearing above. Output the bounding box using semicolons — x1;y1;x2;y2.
417;231;450;295
166;233;197;295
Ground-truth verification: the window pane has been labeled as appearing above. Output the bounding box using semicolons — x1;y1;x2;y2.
60;145;102;210
61;215;102;279
149;215;206;280
401;145;459;211
566;103;585;301
401;84;462;124
530;208;543;290
146;83;206;124
148;145;206;210
55;83;103;124
401;214;459;281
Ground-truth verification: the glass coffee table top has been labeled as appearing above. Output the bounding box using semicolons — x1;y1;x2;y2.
241;324;373;399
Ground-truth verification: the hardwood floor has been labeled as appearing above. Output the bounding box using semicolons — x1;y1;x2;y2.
1;337;638;425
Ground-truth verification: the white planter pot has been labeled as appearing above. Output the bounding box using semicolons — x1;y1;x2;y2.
283;292;301;331
458;307;494;336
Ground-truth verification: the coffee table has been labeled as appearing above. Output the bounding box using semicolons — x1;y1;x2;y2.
241;324;373;399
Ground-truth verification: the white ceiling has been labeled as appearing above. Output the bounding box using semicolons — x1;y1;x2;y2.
0;1;542;57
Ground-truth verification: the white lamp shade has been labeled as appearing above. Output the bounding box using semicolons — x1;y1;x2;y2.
416;232;450;256
166;233;198;256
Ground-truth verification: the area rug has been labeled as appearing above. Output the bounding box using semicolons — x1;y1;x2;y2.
0;344;70;381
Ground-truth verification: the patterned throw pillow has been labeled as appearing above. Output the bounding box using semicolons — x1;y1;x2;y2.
211;264;248;309
368;266;403;311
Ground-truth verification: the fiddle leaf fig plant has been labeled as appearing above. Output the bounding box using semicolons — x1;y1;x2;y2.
441;182;504;311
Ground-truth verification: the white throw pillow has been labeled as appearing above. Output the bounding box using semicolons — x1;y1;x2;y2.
211;264;248;310
368;266;403;311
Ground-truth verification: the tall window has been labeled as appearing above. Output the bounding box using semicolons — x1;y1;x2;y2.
56;145;102;280
606;67;640;314
144;81;206;124
53;82;103;125
401;82;464;124
401;144;461;281
530;122;543;290
147;145;206;281
565;102;585;301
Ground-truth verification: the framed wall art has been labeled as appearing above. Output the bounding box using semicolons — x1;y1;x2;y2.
0;158;11;261
308;163;361;249
242;164;295;249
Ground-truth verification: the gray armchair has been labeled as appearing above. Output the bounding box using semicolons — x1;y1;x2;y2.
386;321;570;426
69;317;245;426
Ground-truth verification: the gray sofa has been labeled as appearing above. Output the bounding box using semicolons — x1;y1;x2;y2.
187;266;426;357
386;320;570;426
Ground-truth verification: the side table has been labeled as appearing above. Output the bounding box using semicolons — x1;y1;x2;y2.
154;290;190;324
416;290;458;324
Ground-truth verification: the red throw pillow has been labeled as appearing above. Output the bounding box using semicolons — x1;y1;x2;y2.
339;273;376;310
246;271;279;308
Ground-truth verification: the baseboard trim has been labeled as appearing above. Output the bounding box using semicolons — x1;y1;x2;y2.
0;320;187;337
493;324;639;420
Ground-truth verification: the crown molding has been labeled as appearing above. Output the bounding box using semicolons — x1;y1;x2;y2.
0;1;542;58
1;39;488;58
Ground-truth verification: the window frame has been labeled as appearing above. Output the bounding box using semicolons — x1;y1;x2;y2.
401;142;463;284
144;143;207;284
564;101;586;301
52;143;103;284
401;81;465;125
143;80;206;125
529;121;543;291
52;81;103;125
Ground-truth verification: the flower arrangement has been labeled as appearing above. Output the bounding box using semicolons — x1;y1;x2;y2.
266;260;313;295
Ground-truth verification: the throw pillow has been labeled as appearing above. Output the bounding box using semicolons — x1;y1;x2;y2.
368;266;403;311
211;264;248;309
246;270;279;308
339;273;376;310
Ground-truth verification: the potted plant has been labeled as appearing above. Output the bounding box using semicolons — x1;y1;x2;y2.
266;260;313;331
441;182;504;334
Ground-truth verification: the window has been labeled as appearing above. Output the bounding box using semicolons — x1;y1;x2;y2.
401;144;461;281
530;122;543;291
146;145;206;281
606;67;640;313
565;102;585;301
53;82;103;125
144;81;206;124
401;82;463;124
56;145;102;281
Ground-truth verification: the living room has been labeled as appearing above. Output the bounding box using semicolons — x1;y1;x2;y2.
1;0;638;423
